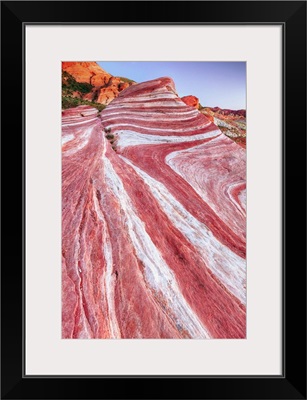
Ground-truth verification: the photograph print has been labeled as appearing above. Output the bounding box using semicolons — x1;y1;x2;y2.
61;61;246;339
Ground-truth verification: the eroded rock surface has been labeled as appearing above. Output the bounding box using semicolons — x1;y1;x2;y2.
62;77;246;339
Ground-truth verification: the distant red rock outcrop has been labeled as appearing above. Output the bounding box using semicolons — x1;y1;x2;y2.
62;61;111;85
200;106;246;148
209;106;246;118
62;62;135;106
181;95;199;109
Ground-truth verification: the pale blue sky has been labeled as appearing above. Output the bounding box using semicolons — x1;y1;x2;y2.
98;61;246;110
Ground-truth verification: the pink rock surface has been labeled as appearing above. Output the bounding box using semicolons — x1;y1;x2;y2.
62;77;246;339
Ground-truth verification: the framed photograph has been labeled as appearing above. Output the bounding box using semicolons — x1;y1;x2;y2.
1;1;306;399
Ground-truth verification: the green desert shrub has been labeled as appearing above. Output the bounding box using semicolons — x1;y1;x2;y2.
62;96;106;111
62;71;93;95
118;76;136;84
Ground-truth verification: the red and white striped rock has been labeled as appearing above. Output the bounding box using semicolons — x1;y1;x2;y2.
62;77;246;339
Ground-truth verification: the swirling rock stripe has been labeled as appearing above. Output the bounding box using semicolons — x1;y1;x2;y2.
62;77;246;339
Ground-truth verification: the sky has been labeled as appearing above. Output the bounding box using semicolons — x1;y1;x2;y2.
98;61;246;110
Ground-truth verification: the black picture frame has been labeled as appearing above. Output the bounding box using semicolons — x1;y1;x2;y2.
1;1;306;399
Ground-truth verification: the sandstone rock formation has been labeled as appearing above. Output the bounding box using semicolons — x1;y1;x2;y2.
208;106;246;118
62;61;111;85
200;106;246;147
62;62;135;107
62;77;246;339
181;95;199;109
